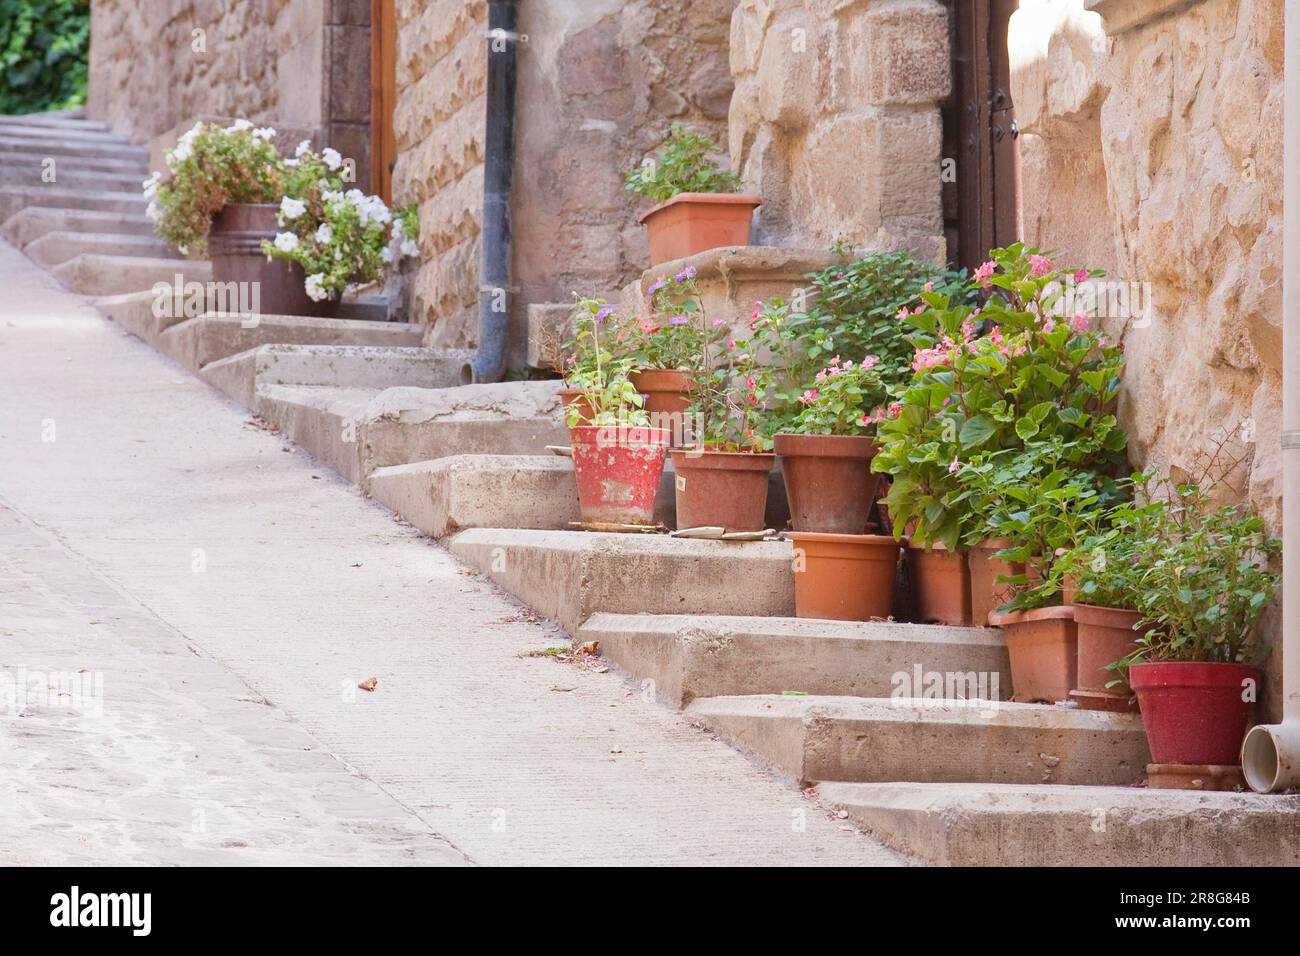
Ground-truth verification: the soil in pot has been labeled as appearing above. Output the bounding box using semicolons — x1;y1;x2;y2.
569;424;670;526
1070;603;1143;712
639;193;762;265
1129;661;1260;766
773;433;881;535
969;538;1025;625
906;543;972;626
988;606;1078;703
209;203;340;318
670;448;774;532
788;531;899;621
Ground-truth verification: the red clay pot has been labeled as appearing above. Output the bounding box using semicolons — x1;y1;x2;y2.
557;387;597;425
788;531;899;621
639;192;761;265
1070;603;1144;711
670;448;774;532
906;543;973;626
568;424;670;526
1129;662;1260;766
209;203;339;317
773;433;881;535
989;605;1078;703
969;538;1025;625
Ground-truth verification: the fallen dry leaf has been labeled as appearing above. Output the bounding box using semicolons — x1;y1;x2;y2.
358;676;378;692
578;640;600;655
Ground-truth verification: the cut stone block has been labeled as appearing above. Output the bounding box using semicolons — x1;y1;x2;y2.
24;231;179;268
94;289;187;343
368;455;580;538
255;385;378;485
0;150;147;176
818;781;1300;866
579;613;1008;707
2;206;155;247
0;166;143;192
52;254;209;296
449;528;796;634
0;185;147;225
684;694;1150;786
0;135;147;161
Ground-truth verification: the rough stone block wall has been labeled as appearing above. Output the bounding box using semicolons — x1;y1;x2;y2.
728;0;950;259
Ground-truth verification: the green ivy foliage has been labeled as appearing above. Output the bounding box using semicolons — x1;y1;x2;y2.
0;0;89;115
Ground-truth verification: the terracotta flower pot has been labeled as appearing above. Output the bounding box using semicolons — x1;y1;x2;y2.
556;387;597;425
639;192;761;265
989;605;1078;703
906;543;973;626
628;369;695;442
1129;661;1260;766
670;448;774;532
208;203;340;318
788;531;899;621
568;424;670;526
969;537;1025;625
1070;603;1144;711
773;433;881;534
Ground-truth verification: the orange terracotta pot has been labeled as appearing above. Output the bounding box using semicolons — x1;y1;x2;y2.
788;531;899;621
629;368;695;442
670;448;774;532
773;433;881;534
907;543;973;626
557;387;597;425
639;192;762;265
969;538;1025;625
1070;603;1144;712
989;605;1078;703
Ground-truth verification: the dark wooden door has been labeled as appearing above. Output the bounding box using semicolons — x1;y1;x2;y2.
370;0;397;203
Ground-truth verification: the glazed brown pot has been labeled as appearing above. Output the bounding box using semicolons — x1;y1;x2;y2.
208;203;340;318
773;433;881;534
1070;603;1144;711
906;543;973;626
988;605;1078;703
670;448;774;532
788;531;899;621
639;192;761;265
969;538;1026;625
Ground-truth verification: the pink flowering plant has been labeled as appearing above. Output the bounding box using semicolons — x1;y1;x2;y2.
785;355;890;436
873;243;1129;551
686;345;770;451
562;297;649;428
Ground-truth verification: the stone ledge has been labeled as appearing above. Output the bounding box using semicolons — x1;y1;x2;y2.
1085;0;1203;35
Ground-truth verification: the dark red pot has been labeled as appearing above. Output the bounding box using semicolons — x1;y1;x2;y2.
1129;662;1260;766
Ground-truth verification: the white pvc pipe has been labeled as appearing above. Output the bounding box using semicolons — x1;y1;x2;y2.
1242;0;1300;792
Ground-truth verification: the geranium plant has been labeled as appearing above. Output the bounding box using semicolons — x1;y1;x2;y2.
785;355;890;437
625;124;741;201
563;297;649;429
626;266;725;370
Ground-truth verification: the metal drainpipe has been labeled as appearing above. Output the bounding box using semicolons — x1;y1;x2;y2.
1242;0;1300;792
465;0;520;385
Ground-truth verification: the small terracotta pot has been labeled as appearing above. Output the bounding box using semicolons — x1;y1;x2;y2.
568;424;670;525
969;538;1025;625
1070;603;1144;711
1129;661;1260;767
788;531;899;621
629;368;695;442
209;203;340;317
773;433;881;535
989;605;1078;703
670;448;774;532
907;543;973;626
639;192;761;265
556;387;597;425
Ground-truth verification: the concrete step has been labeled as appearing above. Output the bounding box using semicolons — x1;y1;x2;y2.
0;185;147;224
817;781;1300;866
200;343;474;409
0;165;145;192
158;312;424;372
255;380;567;486
94;289;187;344
51;254;208;296
369;455;580;539
0;149;148;175
0;113;108;132
24;231;180;268
449;528;795;635
2;206;155;246
0;122;133;144
684;694;1150;787
0;135;147;161
579;613;1009;708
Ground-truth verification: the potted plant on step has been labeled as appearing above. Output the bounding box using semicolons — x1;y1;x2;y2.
563;297;670;528
778;356;898;620
626;124;760;265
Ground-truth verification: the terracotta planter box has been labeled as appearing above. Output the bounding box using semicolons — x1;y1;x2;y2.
1129;661;1260;767
568;425;669;526
1070;603;1143;712
209;203;339;318
906;543;973;626
989;605;1078;703
788;531;898;621
639;192;761;265
969;537;1025;625
773;432;881;535
670;448;774;532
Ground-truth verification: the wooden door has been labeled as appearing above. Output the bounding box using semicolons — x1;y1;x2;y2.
370;0;397;203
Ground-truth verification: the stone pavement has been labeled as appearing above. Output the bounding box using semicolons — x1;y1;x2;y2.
0;239;905;866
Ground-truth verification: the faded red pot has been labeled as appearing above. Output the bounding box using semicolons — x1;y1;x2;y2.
569;425;670;526
639;193;761;265
1070;603;1144;711
773;432;881;534
1129;661;1260;766
789;531;898;621
670;448;774;532
989;605;1078;703
906;543;972;626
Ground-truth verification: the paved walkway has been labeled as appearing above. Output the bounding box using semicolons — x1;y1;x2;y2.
0;239;905;866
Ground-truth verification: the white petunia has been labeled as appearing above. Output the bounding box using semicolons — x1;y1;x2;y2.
146;201;160;222
304;273;328;302
273;232;300;252
295;139;311;158
322;189;343;204
283;158;300;168
279;196;306;220
400;238;418;258
141;171;161;200
253;126;276;142
227;118;253;132
381;246;394;264
315;223;332;244
322;148;342;171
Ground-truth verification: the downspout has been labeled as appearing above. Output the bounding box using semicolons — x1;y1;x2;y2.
465;0;520;384
1242;0;1300;792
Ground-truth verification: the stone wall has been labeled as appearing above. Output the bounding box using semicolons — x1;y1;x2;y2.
393;0;735;360
727;0;950;259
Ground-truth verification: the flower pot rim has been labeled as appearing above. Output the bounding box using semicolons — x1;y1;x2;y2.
988;605;1075;627
671;448;775;467
1129;660;1261;676
567;424;672;446
787;531;897;545
638;192;763;223
630;367;696;380
772;432;879;458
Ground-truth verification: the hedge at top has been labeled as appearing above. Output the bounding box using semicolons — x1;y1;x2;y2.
0;0;90;115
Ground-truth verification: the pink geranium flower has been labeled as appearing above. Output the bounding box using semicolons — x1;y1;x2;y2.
973;260;996;289
1029;254;1053;277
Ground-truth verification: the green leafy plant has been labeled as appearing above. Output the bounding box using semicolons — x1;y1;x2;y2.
625;266;724;371
625;124;741;202
0;0;88;114
563;297;649;428
784;355;890;437
687;339;768;451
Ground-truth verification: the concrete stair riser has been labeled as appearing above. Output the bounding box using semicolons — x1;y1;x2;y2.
2;207;155;246
255;385;376;485
580;613;1010;707
157;313;424;371
685;694;1150;787
0;115;110;132
24;231;180;268
0;166;145;192
94;290;187;344
0;136;147;161
52;254;209;296
0;150;148;175
0;186;146;225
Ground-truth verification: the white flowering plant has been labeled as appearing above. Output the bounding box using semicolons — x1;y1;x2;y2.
146;119;281;255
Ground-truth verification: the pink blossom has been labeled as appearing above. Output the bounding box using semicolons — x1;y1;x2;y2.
1071;311;1090;334
974;260;996;289
1042;317;1056;334
1075;268;1088;284
888;403;902;417
897;307;910;321
861;355;879;370
948;456;960;474
924;281;934;292
1029;254;1053;277
799;389;819;405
